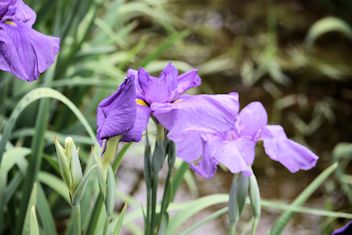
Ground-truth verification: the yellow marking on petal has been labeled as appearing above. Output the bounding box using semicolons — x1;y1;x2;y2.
5;21;16;26
173;99;182;103
136;98;148;107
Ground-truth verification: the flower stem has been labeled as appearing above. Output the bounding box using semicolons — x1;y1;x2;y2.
251;217;259;235
150;174;159;235
72;204;81;235
229;221;237;235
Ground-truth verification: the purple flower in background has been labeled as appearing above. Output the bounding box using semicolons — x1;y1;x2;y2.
332;221;352;235
96;76;137;144
0;0;60;81
152;93;318;178
122;63;201;141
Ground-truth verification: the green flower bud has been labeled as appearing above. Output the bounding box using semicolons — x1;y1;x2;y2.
65;138;83;193
55;139;72;189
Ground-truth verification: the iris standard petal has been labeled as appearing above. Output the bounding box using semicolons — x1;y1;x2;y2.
173;69;201;98
127;68;145;99
152;93;240;134
12;0;36;26
137;64;178;103
97;76;137;143
235;101;268;139
0;1;13;19
121;103;151;142
0;22;59;81
261;125;318;173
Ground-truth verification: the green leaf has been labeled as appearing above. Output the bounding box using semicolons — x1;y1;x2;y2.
138;31;189;67
270;163;338;235
37;185;57;235
106;166;116;217
1;147;30;174
72;164;98;205
228;173;249;225
152;140;166;174
23;184;38;235
112;142;133;173
249;174;261;235
30;206;40;235
38;172;70;203
0;87;98;162
112;203;128;235
166;194;228;235
306;17;352;48
179;207;228;235
170;161;188;201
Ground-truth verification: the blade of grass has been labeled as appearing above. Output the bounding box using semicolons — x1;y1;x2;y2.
37;185;57;235
0;87;97;162
270;163;338;235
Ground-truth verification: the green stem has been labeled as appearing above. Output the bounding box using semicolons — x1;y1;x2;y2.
157;141;175;231
159;167;172;220
145;184;151;235
229;222;237;235
72;204;81;235
103;216;110;235
251;217;259;235
150;175;158;235
102;136;121;168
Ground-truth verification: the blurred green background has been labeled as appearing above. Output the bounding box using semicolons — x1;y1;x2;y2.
1;0;352;234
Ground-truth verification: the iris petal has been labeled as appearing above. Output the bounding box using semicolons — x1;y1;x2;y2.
97;77;137;143
173;69;201;98
204;135;254;177
12;0;36;26
152;93;240;133
122;104;151;142
235;101;267;139
332;221;352;235
138;64;178;103
261;125;318;173
0;22;59;81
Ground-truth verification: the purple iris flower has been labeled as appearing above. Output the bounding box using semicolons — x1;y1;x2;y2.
96;76;137;144
152;93;318;178
96;63;201;144
332;221;352;235
123;63;201;141
0;0;60;81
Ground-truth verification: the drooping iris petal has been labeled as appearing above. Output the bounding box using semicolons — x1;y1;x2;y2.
152;93;240;133
0;22;59;81
138;64;178;103
203;135;253;177
122;103;151;142
96;76;137;144
332;221;352;235
170;130;204;163
173;69;201;98
235;101;267;139
261;125;318;173
152;93;240;176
